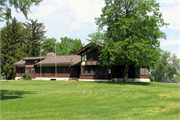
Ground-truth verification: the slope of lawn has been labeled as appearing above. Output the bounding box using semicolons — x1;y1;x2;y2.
1;80;179;119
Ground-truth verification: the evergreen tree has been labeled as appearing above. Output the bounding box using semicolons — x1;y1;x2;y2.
1;18;26;79
23;19;46;57
88;0;169;83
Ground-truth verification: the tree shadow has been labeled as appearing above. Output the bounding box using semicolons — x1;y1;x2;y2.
88;81;151;86
1;90;36;100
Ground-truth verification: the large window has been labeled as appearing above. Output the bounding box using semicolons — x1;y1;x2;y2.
135;67;140;74
51;68;55;74
140;68;145;75
87;51;91;60
42;68;45;74
29;68;31;73
98;67;102;74
87;66;91;73
64;67;66;73
32;68;34;73
145;69;149;75
21;68;23;74
26;68;28;73
103;67;107;74
82;52;86;61
92;66;96;73
92;50;97;60
82;66;86;73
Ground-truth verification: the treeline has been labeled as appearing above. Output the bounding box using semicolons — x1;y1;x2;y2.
1;18;84;79
150;50;180;83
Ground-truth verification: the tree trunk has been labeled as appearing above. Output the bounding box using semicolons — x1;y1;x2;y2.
123;63;129;83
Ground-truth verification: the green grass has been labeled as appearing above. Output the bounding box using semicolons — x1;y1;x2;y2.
1;80;179;119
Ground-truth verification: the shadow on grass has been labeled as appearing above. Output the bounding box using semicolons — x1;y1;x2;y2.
89;81;152;86
1;90;36;100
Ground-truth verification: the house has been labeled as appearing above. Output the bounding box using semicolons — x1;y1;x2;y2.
13;43;150;82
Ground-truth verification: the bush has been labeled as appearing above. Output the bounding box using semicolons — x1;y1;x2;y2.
149;75;154;82
22;74;32;80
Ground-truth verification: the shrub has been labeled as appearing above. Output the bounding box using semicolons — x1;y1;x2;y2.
149;75;154;82
22;74;32;80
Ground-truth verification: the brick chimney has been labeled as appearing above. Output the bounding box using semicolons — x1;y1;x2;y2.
47;51;55;56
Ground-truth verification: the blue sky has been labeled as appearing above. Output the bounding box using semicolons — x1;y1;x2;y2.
1;0;179;58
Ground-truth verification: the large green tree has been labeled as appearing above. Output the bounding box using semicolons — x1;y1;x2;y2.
0;0;42;21
150;50;180;82
41;37;84;56
41;37;57;56
1;18;26;79
56;37;84;56
88;0;169;83
23;19;46;57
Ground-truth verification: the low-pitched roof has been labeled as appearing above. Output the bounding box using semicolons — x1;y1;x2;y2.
23;57;46;61
13;55;81;66
35;55;81;66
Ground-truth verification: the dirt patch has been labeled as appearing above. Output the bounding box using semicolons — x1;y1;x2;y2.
161;93;168;96
174;103;180;107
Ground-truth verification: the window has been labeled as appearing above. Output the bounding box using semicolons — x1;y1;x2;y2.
26;68;28;73
92;66;96;73
103;67;107;74
145;69;149;75
82;52;86;61
135;68;140;74
98;67;102;74
87;66;91;73
21;68;23;74
87;51;91;60
29;68;31;73
51;68;55;74
140;68;145;75
64;67;66;73
92;50;97;60
82;66;86;73
42;68;45;74
82;54;86;61
32;68;33;73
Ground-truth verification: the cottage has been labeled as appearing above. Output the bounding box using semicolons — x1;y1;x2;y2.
14;43;150;82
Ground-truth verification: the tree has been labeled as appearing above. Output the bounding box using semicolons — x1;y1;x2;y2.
88;0;169;83
150;50;180;82
56;37;84;56
1;18;26;79
23;19;46;57
0;0;42;21
41;37;56;56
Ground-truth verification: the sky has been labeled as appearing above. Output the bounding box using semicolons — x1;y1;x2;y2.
1;0;179;58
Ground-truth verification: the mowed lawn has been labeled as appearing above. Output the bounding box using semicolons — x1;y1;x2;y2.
1;80;179;119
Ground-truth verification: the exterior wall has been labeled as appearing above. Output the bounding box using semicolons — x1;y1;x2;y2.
16;67;25;77
34;66;79;78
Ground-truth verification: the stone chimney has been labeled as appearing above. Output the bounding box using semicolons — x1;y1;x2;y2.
47;51;55;56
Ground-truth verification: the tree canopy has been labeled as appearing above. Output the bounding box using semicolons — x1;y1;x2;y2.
42;37;84;56
150;50;180;82
88;0;169;83
0;0;42;21
1;18;26;79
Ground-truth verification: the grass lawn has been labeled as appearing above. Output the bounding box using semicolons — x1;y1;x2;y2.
1;80;179;119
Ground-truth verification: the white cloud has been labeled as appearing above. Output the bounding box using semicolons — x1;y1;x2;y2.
159;1;180;30
161;39;180;46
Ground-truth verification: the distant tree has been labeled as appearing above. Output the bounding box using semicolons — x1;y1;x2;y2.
1;18;26;79
173;70;180;83
23;19;46;57
150;50;180;82
88;0;169;83
41;37;56;56
56;37;84;56
0;0;42;21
